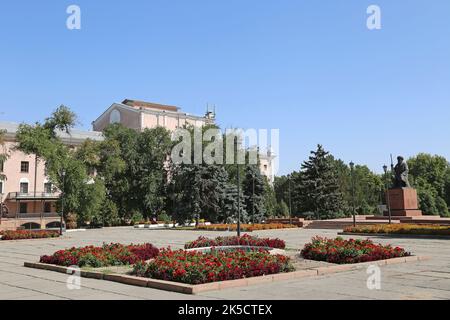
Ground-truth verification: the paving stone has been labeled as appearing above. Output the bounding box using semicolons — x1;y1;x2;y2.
1;227;449;300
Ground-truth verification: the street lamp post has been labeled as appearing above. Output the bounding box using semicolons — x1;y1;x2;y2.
237;164;241;237
60;170;66;236
252;173;255;224
350;161;356;227
383;165;392;224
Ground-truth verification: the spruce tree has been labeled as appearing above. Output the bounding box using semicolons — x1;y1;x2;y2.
243;165;266;223
168;163;229;224
296;144;345;219
221;182;248;224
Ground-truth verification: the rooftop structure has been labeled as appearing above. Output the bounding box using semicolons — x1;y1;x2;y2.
92;99;215;132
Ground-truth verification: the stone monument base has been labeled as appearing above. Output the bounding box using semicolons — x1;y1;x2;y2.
386;209;423;217
385;187;422;217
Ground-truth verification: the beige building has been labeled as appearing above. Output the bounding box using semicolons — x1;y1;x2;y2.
92;99;216;132
0;99;275;231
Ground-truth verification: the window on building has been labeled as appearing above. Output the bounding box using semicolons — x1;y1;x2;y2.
44;182;52;194
0;160;4;172
19;203;28;214
44;202;52;213
20;161;29;173
20;182;29;194
0;181;3;194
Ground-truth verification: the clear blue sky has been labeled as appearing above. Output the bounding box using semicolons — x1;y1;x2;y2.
1;0;449;175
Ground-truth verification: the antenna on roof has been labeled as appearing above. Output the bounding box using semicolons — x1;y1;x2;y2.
205;103;216;120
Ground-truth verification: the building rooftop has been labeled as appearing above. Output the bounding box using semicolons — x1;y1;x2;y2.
0;121;104;144
122;99;180;113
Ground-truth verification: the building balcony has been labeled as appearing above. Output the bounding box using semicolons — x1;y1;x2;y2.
7;192;61;201
4;212;60;219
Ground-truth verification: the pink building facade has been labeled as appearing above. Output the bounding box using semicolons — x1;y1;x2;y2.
0;122;103;231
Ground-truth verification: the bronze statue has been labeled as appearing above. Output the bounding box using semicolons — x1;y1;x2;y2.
391;156;410;188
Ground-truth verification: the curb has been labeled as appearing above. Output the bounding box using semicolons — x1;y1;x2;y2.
338;232;450;240
1;236;65;243
23;255;429;295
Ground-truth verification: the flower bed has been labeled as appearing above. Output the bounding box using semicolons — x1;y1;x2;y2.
0;230;60;241
40;243;159;267
300;236;411;264
344;224;450;236
196;223;298;232
185;234;286;250
132;248;294;285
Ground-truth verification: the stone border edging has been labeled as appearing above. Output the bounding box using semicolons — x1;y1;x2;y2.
0;236;65;243
23;255;429;295
338;232;450;240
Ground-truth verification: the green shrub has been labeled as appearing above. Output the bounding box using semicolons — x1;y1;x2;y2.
157;212;172;224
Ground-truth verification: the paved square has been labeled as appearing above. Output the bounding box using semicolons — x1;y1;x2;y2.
0;227;449;300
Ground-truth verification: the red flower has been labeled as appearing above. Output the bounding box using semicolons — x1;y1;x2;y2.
300;237;411;264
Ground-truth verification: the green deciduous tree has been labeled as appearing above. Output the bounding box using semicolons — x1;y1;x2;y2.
276;200;290;218
0;130;8;181
15;106;103;227
332;159;383;215
135;127;173;217
274;172;302;216
97;124;138;221
263;178;277;218
445;169;450;211
408;154;450;216
97;124;175;222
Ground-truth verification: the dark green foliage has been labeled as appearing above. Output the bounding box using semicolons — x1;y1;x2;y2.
243;165;266;223
295;145;346;219
135;127;173;216
273;172;301;216
13;106;450;225
445;169;450;211
263;178;278;218
220;181;248;224
333;159;383;215
97;124;174;222
408;154;450;216
276;200;290;217
0;130;8;181
44;105;77;135
168;163;230;225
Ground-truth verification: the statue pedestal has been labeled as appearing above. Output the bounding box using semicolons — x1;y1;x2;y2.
385;188;422;217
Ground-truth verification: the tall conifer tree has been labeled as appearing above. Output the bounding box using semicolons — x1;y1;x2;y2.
296;144;345;219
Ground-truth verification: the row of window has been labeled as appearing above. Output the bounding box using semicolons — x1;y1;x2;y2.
0;182;53;194
18;202;53;214
0;161;31;173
